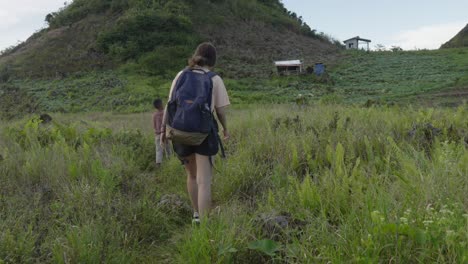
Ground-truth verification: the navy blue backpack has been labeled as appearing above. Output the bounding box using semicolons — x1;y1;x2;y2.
165;68;218;146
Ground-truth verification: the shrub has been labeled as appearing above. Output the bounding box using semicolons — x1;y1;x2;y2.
48;0;116;27
96;10;198;74
0;84;39;120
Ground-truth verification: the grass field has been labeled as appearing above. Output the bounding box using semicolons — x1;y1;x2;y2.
1;103;467;263
331;49;468;105
3;48;468;119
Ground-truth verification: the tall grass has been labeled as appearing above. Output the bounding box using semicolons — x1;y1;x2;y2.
1;104;467;263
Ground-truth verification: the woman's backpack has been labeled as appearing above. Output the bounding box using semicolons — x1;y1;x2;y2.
165;68;217;146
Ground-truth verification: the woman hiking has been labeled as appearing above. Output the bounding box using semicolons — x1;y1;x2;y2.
161;42;230;224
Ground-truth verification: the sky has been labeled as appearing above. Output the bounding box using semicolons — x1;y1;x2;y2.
0;0;467;51
0;0;66;51
282;0;468;50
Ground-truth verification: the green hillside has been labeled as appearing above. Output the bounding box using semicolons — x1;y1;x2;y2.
0;0;339;80
1;0;468;121
441;24;468;48
2;48;467;119
331;49;468;105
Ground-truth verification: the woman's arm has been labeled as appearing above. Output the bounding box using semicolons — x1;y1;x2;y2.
215;106;230;140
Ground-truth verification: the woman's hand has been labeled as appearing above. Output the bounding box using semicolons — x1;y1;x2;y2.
223;130;230;141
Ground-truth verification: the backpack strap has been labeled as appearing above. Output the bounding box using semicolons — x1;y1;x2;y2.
206;71;217;78
187;67;218;77
171;69;191;101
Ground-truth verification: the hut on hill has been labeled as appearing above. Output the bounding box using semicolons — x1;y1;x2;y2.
274;60;304;75
344;36;371;51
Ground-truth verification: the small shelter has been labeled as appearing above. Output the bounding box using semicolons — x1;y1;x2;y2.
275;60;303;75
343;36;371;51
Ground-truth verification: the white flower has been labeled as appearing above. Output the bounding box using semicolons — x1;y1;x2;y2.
400;217;409;225
440;208;453;215
404;209;411;216
446;230;456;240
423;220;433;227
371;211;383;224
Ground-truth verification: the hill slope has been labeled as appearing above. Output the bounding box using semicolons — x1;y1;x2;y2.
441;23;468;48
0;0;340;80
2;48;467;119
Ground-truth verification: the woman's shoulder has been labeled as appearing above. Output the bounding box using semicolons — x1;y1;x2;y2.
211;74;227;93
210;72;224;81
211;74;225;84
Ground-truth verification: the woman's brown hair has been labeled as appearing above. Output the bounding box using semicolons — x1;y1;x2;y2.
188;42;217;68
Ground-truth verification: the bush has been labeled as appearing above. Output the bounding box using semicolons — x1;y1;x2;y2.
0;84;39;120
96;10;198;74
138;45;192;75
47;0;116;27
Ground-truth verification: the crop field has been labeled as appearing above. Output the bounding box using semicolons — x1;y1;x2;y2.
331;49;468;104
1;104;467;263
2;48;468;118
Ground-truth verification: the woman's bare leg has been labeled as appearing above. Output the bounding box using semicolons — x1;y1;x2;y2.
184;154;198;213
195;154;213;218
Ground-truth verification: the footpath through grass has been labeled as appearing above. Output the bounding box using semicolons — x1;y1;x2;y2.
1;104;467;263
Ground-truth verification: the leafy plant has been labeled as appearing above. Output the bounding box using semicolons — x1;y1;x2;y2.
248;239;280;257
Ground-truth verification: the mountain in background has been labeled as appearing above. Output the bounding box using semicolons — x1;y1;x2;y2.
441;23;468;49
0;0;341;81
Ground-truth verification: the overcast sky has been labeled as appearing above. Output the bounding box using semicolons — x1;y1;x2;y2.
0;0;66;51
0;0;467;51
282;0;468;50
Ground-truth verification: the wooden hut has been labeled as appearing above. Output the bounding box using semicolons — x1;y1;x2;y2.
274;60;304;75
343;36;371;51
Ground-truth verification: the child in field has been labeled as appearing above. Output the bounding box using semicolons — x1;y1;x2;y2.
153;99;171;166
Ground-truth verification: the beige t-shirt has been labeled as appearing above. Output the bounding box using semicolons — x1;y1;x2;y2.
167;67;230;111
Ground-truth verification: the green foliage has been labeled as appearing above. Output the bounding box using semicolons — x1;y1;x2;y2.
113;129;155;170
247;239;280;257
97;10;195;60
0;225;36;263
1;0;341;80
331;48;468;104
319;93;344;105
47;0;126;28
91;1;202;75
138;45;193;76
1;105;468;262
441;24;468;48
0;115;182;262
3;47;468;119
0;84;38;120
